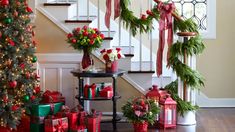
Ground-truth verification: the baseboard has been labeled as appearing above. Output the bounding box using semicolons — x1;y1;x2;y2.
196;92;235;107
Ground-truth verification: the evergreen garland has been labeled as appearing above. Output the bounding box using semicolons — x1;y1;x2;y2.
120;0;205;115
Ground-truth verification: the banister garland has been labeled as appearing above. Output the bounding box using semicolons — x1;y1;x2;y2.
119;0;205;115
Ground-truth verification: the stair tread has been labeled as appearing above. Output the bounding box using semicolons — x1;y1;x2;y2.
44;3;72;6
103;37;113;40
65;20;92;23
124;54;134;57
128;70;155;73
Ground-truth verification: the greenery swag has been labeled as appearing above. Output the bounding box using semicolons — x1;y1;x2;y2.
120;0;205;115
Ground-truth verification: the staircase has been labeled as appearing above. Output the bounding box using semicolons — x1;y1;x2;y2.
34;0;172;94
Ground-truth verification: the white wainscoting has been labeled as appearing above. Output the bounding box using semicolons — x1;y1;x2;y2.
37;53;82;108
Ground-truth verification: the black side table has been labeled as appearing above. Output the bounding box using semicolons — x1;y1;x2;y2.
71;69;126;130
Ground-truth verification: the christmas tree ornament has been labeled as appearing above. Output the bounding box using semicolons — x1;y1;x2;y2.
4;18;12;24
9;81;17;88
26;7;33;13
3;95;8;103
25;72;30;79
23;95;30;102
13;10;18;17
30;95;36;100
32;31;35;36
31;56;37;63
11;105;19;111
1;0;9;6
34;86;41;94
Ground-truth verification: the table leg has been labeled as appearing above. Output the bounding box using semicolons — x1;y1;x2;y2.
112;77;117;130
79;77;84;107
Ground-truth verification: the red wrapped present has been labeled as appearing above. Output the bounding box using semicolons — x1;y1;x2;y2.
86;109;102;132
78;111;87;126
84;84;96;99
56;105;70;118
44;117;68;132
99;86;113;98
17;114;30;132
42;90;65;103
74;125;87;132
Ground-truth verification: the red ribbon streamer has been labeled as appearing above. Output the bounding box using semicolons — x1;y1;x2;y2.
105;0;120;28
157;2;175;77
54;119;67;132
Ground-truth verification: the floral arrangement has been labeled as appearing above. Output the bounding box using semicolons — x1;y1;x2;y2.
122;96;160;124
100;48;125;62
67;26;105;52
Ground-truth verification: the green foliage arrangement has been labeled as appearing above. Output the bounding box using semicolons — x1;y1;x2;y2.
67;26;105;53
122;96;160;124
120;0;205;115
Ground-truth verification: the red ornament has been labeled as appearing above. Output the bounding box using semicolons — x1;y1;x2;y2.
34;73;40;79
9;81;17;88
3;95;8;103
25;72;30;79
30;95;36;100
9;39;15;46
1;0;9;6
32;31;35;36
11;105;19;111
34;86;41;94
141;14;147;20
19;63;25;69
26;7;33;13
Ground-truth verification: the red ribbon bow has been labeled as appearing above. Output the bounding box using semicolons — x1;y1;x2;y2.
156;2;175;77
105;0;120;28
54;119;67;132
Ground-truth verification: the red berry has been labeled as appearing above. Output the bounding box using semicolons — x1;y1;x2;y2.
116;48;121;52
146;10;153;16
141;14;147;20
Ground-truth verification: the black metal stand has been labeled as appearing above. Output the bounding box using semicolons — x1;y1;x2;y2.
71;69;126;131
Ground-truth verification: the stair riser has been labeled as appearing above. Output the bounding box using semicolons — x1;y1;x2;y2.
43;3;77;20
65;23;91;31
128;73;153;90
118;57;132;71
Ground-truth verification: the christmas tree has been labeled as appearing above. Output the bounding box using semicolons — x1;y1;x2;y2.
0;0;41;130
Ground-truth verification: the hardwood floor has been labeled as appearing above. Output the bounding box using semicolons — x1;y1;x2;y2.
100;108;235;132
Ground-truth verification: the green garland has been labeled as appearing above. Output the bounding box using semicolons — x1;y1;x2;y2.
120;0;205;115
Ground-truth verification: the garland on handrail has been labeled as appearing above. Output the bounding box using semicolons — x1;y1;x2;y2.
120;0;205;115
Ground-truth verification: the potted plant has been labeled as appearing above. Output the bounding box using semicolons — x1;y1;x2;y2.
122;96;160;132
67;26;105;71
100;48;124;72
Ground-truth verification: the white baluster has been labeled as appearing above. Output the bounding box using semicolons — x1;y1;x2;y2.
149;0;153;71
139;0;143;70
118;17;121;46
98;0;100;30
87;0;90;20
129;29;132;54
77;0;79;19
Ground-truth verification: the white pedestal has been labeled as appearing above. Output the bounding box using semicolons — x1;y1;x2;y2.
177;111;196;125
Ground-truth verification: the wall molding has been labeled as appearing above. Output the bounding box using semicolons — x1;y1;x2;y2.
196;92;235;107
36;53;82;64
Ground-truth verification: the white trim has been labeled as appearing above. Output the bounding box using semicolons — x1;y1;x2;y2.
201;0;216;39
36;53;82;64
196;92;235;107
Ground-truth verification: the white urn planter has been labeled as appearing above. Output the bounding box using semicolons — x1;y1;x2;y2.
177;111;196;125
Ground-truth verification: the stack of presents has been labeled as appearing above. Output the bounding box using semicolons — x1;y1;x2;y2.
19;83;114;132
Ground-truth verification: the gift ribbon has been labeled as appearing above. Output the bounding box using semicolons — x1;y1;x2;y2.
54;119;67;132
156;2;175;77
30;116;45;124
105;0;120;28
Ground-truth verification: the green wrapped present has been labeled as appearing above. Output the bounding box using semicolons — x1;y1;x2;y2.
30;102;63;132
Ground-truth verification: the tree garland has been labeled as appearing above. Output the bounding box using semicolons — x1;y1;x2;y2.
120;0;205;115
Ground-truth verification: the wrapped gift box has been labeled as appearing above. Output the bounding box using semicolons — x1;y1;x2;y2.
44;117;68;132
42;90;65;103
86;110;102;132
30;102;63;132
95;82;112;97
99;86;113;98
84;84;96;99
17;114;30;132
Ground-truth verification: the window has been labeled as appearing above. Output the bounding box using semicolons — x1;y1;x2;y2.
153;0;216;39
